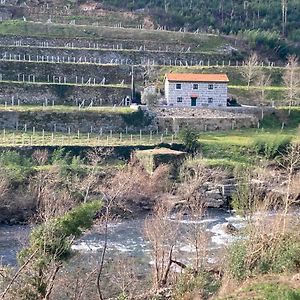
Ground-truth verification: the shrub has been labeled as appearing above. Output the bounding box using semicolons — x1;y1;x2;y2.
227;231;300;281
51;148;86;178
0;151;34;183
20;200;102;262
179;128;201;153
231;167;254;215
252;135;292;159
173;270;220;300
227;241;248;280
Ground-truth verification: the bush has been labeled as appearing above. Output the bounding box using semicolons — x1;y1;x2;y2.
179;128;201;153
240;29;280;50
174;270;220;299
0;151;34;183
51;148;86;178
231;167;254;215
228;241;248;280
252;135;292;159
227;232;300;281
20;200;102;262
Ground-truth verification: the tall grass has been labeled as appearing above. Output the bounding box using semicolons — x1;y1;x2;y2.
252;135;292;159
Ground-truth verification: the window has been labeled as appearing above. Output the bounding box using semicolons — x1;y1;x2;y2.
208;84;214;90
175;83;182;90
177;97;183;103
192;83;199;90
208;98;213;103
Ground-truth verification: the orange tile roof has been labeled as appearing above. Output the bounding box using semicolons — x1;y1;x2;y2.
165;73;229;83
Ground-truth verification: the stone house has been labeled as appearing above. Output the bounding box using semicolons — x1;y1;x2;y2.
164;73;229;107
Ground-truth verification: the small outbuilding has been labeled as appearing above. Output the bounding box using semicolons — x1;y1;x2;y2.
164;73;229;108
135;148;186;176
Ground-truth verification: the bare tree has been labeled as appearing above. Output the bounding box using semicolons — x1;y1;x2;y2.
144;202;181;291
255;71;272;105
283;55;300;115
278;143;300;231
281;0;288;37
109;256;140;299
30;167;76;222
95;161;171;300
241;52;259;90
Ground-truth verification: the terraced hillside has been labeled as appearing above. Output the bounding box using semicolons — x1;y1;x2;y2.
0;1;299;138
0;20;296;105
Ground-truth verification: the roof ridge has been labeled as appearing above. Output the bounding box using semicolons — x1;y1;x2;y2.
165;73;229;83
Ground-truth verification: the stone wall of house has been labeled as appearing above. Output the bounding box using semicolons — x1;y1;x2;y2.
0;82;131;105
166;80;227;107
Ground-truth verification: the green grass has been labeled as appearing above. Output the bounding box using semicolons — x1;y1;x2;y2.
0;130;178;147
0;20;230;51
228;87;285;103
197;127;298;169
0;105;136;114
218;279;300;300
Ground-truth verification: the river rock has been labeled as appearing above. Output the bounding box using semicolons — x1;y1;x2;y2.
224;223;239;235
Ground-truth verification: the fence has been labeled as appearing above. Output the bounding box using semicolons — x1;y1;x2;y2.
0;52;278;68
0;129;178;147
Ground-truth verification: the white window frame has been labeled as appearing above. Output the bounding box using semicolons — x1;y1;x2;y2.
177;97;183;103
192;83;199;90
208;84;214;90
175;83;182;90
208;97;213;103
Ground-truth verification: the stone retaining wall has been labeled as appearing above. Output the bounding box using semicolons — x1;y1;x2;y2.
156;107;258;132
0;82;131;105
0;61;140;85
0;35;202;52
216;106;276;120
0;109;156;132
0;45;235;66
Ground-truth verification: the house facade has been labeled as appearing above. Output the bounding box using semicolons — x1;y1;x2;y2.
165;73;229;107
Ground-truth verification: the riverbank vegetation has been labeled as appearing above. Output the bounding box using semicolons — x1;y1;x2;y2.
0;136;299;299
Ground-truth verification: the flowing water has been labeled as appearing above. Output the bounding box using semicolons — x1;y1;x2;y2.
0;209;244;267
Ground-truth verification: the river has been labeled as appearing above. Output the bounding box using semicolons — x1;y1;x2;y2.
0;208;245;267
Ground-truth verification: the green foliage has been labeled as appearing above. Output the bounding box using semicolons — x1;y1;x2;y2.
260;114;282;129
245;282;300;300
179;128;201;153
227;241;248;281
238;29;294;58
0;151;34;183
121;108;153;127
252;135;292;159
19;200;102;263
240;29;280;50
231;168;253;215
16;201;102;299
174;270;220;299
117;293;128;300
100;0;300;48
51;148;86;178
227;233;300;281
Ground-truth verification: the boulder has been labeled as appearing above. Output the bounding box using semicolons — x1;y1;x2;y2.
224;223;239;235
